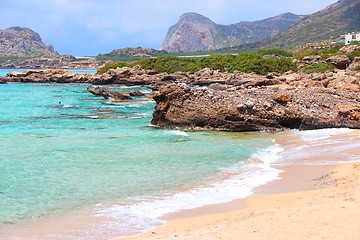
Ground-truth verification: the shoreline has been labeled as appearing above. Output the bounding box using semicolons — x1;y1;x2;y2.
1;129;359;239
121;130;360;240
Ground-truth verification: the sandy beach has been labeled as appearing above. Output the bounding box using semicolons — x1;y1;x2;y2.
122;130;360;240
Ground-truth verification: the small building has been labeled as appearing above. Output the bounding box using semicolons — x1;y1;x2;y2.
344;32;360;45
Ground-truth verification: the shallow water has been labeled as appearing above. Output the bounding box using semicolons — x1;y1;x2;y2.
0;83;279;239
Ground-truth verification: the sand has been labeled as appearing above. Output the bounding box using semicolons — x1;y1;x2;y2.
2;130;360;240
122;130;360;240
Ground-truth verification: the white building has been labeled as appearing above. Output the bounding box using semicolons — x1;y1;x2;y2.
344;32;360;45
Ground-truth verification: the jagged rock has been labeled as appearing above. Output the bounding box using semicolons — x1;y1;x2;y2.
87;86;132;101
301;55;321;65
326;55;351;69
129;91;146;97
160;12;305;52
275;93;293;104
339;45;360;53
151;84;360;131
349;57;360;70
0;27;58;57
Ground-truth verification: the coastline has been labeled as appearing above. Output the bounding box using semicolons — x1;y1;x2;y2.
121;130;360;240
1;129;359;239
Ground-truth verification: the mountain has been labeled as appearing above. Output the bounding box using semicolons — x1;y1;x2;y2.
160;12;306;52
268;0;360;48
0;27;58;57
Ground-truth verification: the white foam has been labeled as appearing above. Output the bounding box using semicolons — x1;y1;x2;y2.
165;129;189;137
94;144;283;237
295;128;354;142
63;104;74;108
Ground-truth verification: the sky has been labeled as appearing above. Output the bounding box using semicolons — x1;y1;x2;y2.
0;0;338;56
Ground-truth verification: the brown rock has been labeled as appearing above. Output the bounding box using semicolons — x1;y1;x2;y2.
275;94;293;104
87;86;132;101
151;83;360;131
326;55;351;69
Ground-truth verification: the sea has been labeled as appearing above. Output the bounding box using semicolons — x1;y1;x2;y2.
0;69;358;239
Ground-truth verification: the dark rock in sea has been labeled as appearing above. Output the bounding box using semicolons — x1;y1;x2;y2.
129;91;146;97
87;86;132;101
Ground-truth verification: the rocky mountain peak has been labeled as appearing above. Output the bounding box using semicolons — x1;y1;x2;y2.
179;12;215;24
0;26;58;57
160;12;305;52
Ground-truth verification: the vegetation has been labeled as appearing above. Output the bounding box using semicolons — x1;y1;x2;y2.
303;62;335;74
345;49;360;61
128;56;201;73
353;65;360;71
97;49;297;75
97;62;128;74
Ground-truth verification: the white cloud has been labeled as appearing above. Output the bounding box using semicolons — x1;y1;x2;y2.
0;0;339;55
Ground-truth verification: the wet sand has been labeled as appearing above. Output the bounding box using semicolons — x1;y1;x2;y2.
2;130;360;240
122;130;360;240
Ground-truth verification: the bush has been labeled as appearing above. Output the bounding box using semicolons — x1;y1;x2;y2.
303;62;335;74
97;52;298;76
346;49;360;61
97;61;128;74
129;56;201;73
352;65;360;71
257;48;293;57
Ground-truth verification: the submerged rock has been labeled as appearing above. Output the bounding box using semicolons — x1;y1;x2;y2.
87;86;132;101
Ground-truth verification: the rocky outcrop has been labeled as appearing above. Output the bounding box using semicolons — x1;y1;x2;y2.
87;86;132;101
326;55;351;69
0;27;58;57
160;12;305;52
349;57;360;70
2;65;360;131
0;55;101;69
339;44;360;53
151;83;360;131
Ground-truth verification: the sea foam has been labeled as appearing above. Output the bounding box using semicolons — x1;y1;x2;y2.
93;143;283;238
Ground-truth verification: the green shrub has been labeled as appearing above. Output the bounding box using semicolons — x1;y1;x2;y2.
97;53;298;76
352;65;360;71
129;56;202;74
97;61;128;74
198;54;236;71
226;53;296;75
346;49;360;61
257;48;293;57
303;62;335;74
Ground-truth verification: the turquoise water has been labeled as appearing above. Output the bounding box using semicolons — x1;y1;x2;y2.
0;83;279;239
0;68;96;77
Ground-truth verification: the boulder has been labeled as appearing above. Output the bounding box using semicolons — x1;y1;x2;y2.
326;55;351;69
301;55;321;65
339;45;360;53
87;86;132;101
349;57;360;71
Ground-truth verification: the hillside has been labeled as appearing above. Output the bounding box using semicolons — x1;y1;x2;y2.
0;27;58;57
268;0;360;48
160;12;306;52
96;47;168;61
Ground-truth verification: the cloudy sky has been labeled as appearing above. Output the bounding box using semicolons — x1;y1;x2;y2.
0;0;338;56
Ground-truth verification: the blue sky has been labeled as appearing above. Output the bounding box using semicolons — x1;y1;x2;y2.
0;0;338;56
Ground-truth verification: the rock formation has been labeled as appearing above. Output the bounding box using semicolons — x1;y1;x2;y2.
268;0;360;48
160;12;305;52
0;27;58;57
2;65;360;132
151;73;360;131
87;86;132;101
